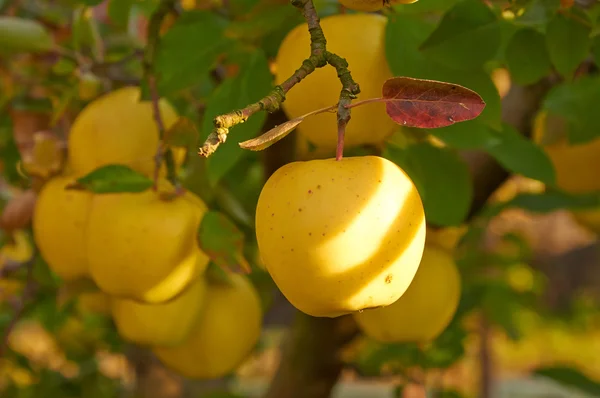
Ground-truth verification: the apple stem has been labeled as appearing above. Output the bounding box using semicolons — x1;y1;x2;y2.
344;97;386;109
336;121;346;160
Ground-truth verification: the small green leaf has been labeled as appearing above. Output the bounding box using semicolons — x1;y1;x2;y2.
545;12;591;79
384;143;473;226
533;366;600;396
505;28;552;85
484;124;556;184
202;48;272;186
0;16;55;54
419;0;502;70
542;76;600;144
197;210;251;274
155;11;232;95
66;164;154;194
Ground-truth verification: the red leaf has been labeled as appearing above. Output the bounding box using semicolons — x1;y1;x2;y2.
382;77;486;129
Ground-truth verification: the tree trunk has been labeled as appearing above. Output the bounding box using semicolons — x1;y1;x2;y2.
264;312;359;398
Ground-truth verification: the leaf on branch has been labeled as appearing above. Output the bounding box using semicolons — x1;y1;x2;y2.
545;12;592;79
239;105;335;151
418;0;502;70
154;11;232;95
239;118;303;151
66;164;154;194
381;77;485;129
197;211;251;274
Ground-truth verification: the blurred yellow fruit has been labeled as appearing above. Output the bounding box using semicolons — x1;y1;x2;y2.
532;111;600;233
353;244;461;343
505;263;535;293
532;111;600;194
425;225;468;253
275;14;398;151
153;273;262;379
255;156;426;318
294;133;336;161
111;275;207;347
67;86;181;178
32;175;92;280
86;185;209;303
339;0;417;12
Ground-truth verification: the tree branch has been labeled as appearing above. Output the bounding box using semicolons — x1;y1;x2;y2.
143;0;180;190
198;0;360;159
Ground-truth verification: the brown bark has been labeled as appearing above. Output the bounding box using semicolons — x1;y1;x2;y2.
264;313;359;398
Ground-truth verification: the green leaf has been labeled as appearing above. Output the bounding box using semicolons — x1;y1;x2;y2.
0;16;55;54
202;48;272;186
384;143;473;226
419;0;502;70
226;5;299;44
427;120;499;150
484;124;556;184
385;15;502;130
541;76;600;144
505;28;552;85
197;210;251;274
107;0;133;27
66;164;154;194
533;366;600;396
155;11;232;95
545;12;591;79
